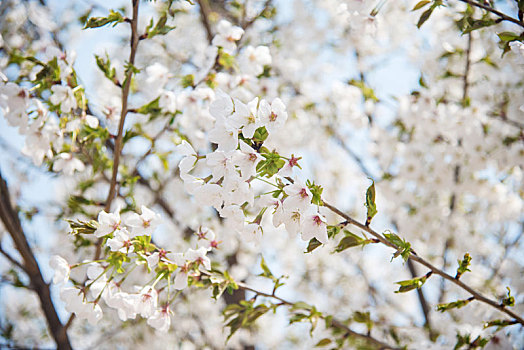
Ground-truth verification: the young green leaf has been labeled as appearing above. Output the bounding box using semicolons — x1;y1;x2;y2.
306;180;323;206
306;238;322;253
417;8;434;28
394;271;432;293
455;253;471;279
315;338;332;347
353;311;373;331
384;231;412;262
259;256;274;279
327;225;341;239
412;0;431;11
66;219;98;235
145;13;176;39
334;231;374;253
94;54;117;83
436;298;473;312
502;287;515;307
84;10;125;29
365;179;377;225
483;319;517;330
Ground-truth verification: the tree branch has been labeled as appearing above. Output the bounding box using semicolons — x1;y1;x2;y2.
0;243;26;273
235;281;400;349
456;0;524;28
0;169;72;349
322;201;524;326
197;0;214;44
104;0;140;214
407;258;437;340
67;0;142;331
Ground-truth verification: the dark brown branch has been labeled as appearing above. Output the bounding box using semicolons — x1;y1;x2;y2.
104;0;140;214
457;0;524;27
67;0;142;331
462;34;472;105
322;201;524;326
0;170;72;349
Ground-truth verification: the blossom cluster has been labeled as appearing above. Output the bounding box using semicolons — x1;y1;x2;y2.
50;206;217;332
0;50;93;176
177;91;328;244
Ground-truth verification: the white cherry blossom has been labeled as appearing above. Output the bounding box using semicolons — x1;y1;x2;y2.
94;210;121;238
52;153;85;175
125;205;161;236
49;255;70;284
147;306;172;332
49;85;77;113
212;20;244;53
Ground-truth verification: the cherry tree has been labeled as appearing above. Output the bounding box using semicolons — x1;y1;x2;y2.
0;0;523;349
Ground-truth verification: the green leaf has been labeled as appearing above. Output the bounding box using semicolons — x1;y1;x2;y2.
306;238;322;253
84;10;125;29
394;272;431;293
462;19;497;34
306;180;323;206
315;338;332;347
136;97;162;118
419;74;428;88
483;319;517;330
455;253;471;279
291;301;313;311
181;74;194;88
218;49;236;69
66;219;98;235
327;225;341;239
353;311;373;331
252;126;269;143
383;232;403;246
384;231;412;262
35;57;60;89
497;32;520;42
256;150;286;177
334;231;372;252
417;8;434;28
145;13;176;39
259;256;273;279
412;0;431;11
95;53;117;83
224;302;271;339
365;179;377;225
436;298;472;312
348;79;379;102
502;287;515;307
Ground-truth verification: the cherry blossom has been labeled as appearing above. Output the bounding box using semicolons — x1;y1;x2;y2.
49;85;77;113
94;210;122;238
49;255;70;284
125;205;161;236
147;306;173;332
52;153;85;175
212;20;244;53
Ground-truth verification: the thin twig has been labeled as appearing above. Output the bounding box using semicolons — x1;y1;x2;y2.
0;243;27;273
456;0;524;28
322;201;524;326
197;0;214;44
407;258;437;340
104;0;140;214
235;281;400;349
